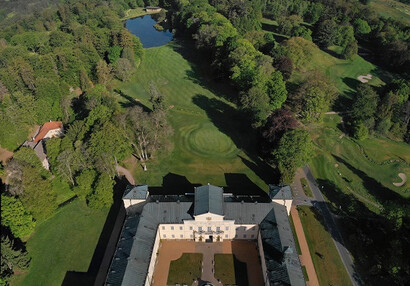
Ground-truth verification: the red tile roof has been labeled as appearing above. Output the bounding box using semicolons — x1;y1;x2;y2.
33;121;63;143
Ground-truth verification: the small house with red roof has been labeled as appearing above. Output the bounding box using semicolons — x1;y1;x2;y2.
23;121;64;170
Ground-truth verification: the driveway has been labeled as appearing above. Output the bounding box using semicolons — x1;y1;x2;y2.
302;166;364;286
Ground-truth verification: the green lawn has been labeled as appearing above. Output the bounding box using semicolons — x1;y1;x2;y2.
10;200;109;286
309;114;409;207
298;206;353;286
300;178;313;197
370;0;410;25
116;41;272;189
167;253;202;285
214;254;248;286
290;44;389;102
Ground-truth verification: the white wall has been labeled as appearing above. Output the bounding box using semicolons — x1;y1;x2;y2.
44;128;63;140
145;228;161;286
272;199;292;216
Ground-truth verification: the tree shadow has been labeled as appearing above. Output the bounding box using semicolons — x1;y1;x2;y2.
114;89;151;111
61;177;128;286
310;177;409;286
148;172;201;196
332;155;407;204
192;94;276;185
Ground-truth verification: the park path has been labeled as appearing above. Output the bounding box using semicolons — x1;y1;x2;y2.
290;206;319;286
115;165;135;185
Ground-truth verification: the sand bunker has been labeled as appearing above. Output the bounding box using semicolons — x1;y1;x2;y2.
357;74;373;83
393;173;407;187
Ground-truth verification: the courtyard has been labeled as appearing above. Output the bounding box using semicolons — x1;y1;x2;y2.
152;240;264;286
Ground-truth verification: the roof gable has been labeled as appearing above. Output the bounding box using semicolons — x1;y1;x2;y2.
33;121;63;143
194;185;223;216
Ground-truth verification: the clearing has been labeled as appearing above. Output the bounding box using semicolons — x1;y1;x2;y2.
370;0;410;25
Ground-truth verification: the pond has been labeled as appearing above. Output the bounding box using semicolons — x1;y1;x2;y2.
125;15;173;48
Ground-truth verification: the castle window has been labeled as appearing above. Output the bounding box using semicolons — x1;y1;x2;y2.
180;234;183;238
198;227;202;232
207;226;211;232
225;234;228;238
243;234;247;238
163;234;166;238
190;226;193;230
251;234;255;238
171;226;174;230
225;226;229;231
172;234;175;238
179;226;183;230
162;226;165;230
216;226;220;231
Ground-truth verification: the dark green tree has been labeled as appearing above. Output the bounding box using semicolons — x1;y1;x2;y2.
1;194;36;238
87;173;114;209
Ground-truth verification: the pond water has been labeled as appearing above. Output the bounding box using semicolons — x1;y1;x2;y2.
125;15;173;48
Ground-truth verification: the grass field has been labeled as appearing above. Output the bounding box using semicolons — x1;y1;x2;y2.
116;41;272;189
370;0;410;25
167;253;202;285
300;178;313;197
10;200;108;286
309;114;409;208
298;206;353;286
289;44;389;103
214;254;248;286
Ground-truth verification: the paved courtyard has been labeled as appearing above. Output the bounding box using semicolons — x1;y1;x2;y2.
151;240;264;286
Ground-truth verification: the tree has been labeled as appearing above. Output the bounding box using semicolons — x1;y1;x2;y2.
95;60;112;85
273;129;313;184
114;58;133;81
1;194;36;238
240;86;271;126
354;19;371;35
87;173;114;209
351;84;379;122
341;41;358;60
274;57;293;80
107;45;122;64
1;236;30;283
73;169;98;200
261;108;299;149
21;166;57;220
291;71;338;121
267;71;287;110
353;121;369;140
315;19;338;48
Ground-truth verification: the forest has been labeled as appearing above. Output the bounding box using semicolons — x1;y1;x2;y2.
0;0;409;285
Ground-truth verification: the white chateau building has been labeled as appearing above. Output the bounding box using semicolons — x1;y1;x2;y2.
106;184;305;286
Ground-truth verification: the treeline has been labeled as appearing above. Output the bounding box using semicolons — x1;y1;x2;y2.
0;1;172;284
262;0;409;71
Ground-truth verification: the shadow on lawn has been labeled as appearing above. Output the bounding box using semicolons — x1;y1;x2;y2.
192;94;277;185
307;174;409;286
61;177;128;286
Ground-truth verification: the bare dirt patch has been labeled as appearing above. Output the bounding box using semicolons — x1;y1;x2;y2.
0;147;13;164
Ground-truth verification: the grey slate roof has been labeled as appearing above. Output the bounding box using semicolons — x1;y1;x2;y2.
123;185;149;200
106;202;192;286
260;204;305;286
194;185;224;216
269;185;292;200
106;185;305;286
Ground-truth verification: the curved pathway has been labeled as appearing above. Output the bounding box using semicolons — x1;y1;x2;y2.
393;173;407;187
115;165;135;185
290;206;319;286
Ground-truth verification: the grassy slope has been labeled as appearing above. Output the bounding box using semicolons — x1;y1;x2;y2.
290;45;388;100
11;200;108;286
309;114;409;207
298;206;353;286
167;253;202;284
370;0;410;25
116;42;271;189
